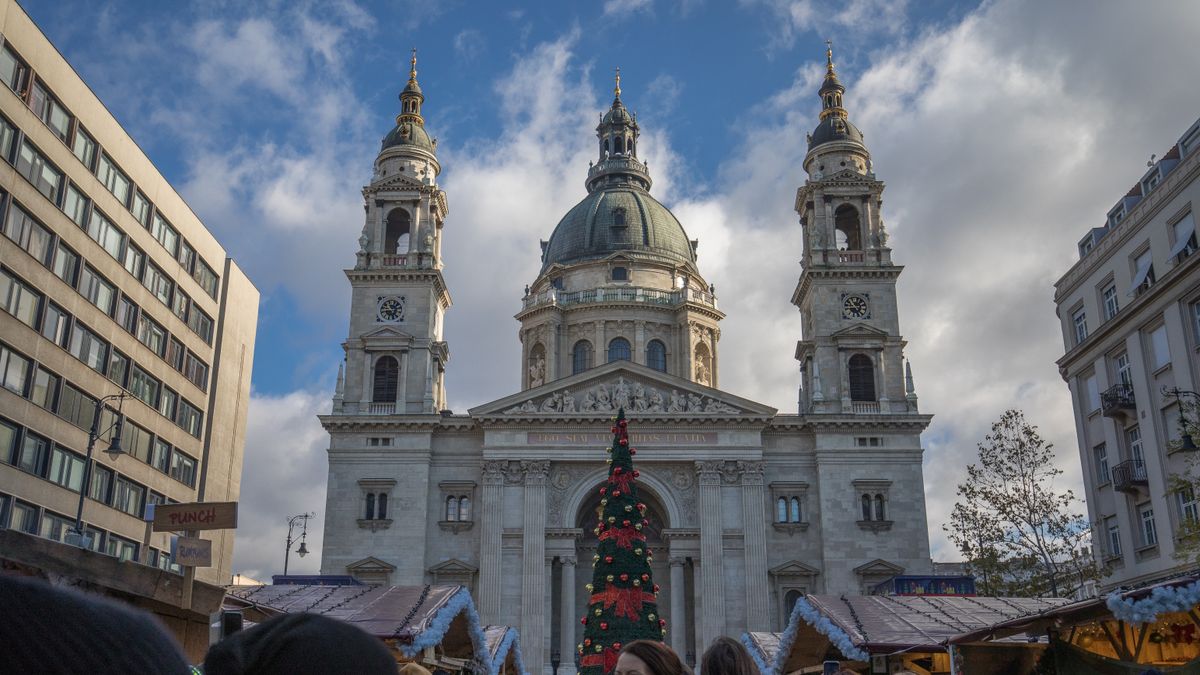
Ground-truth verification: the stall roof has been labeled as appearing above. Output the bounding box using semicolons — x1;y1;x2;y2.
224;584;525;674
744;594;1068;675
483;625;527;675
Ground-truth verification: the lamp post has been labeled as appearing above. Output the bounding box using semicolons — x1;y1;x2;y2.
1163;387;1200;451
283;512;314;575
68;392;129;549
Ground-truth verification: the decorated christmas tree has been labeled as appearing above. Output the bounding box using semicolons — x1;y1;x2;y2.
578;408;665;675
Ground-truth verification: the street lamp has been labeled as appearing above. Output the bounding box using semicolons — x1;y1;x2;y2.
284;512;315;575
1163;387;1200;451
68;392;129;549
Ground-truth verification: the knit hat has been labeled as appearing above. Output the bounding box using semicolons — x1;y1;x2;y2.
0;573;191;674
203;612;397;675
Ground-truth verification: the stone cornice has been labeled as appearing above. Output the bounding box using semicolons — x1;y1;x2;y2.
344;268;452;308
766;413;933;432
792;266;904;306
319;414;477;432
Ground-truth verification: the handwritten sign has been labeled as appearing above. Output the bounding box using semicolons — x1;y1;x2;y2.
173;536;213;567
153;502;238;532
527;431;717;446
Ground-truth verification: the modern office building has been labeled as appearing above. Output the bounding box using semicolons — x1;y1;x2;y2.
1054;114;1200;589
0;0;258;586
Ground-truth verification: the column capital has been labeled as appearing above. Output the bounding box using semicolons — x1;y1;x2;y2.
481;460;507;485
522;459;551;484
738;460;765;485
560;556;577;567
695;460;723;485
669;556;687;568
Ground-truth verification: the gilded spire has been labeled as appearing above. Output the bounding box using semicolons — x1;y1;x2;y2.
614;66;622;100
409;47;418;85
825;39;836;78
398;47;425;126
818;40;846;121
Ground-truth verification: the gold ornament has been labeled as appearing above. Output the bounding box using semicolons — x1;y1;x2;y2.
624;505;633;512
606;575;614;582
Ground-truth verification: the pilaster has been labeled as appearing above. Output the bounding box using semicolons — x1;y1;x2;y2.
738;461;770;631
521;460;550;675
695;460;725;648
478;460;505;623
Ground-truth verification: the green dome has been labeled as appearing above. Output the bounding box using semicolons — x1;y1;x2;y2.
381;121;435;152
542;187;696;271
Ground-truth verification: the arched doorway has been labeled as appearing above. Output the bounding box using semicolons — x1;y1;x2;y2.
550;482;688;672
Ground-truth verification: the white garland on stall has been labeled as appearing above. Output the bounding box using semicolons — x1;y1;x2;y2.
1106;579;1200;624
490;629;528;675
739;634;773;675
399;588;516;674
779;597;870;668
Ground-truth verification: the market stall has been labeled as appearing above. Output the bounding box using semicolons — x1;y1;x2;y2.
743;593;1067;674
224;583;525;674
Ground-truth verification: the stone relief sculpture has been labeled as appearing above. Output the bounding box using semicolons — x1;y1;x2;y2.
528;354;546;388
501;376;739;415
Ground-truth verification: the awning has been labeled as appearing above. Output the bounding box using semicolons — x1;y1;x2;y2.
1169;215;1196;260
1130;254;1153;292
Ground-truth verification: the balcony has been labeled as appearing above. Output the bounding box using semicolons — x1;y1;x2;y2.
850;401;880;414
520;285;718;313
838;251;864;263
1101;384;1136;419
381;255;408;267
367;403;396;415
1111;459;1148;493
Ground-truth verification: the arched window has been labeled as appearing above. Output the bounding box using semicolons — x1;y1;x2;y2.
604;139;610;154
614;136;624;154
372;356;399;403
572;341;593;374
834;204;861;251
365;493;375;520
446;496;459;522
777;498;787;523
385;209;411;254
784;590;802;619
861;494;872;521
848;354;875;402
646;340;667;372
790;497;801;523
377;493;388;520
612;209;626;227
874;494;886;521
611;266;628;281
825;95;833;108
458;496;471;521
608;337;631;362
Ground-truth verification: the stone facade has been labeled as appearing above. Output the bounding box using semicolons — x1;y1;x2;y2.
1054;114;1200;590
320;51;932;673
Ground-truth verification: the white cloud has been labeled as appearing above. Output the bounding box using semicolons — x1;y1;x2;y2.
743;0;910;55
603;0;654;18
645;74;684;116
454;28;485;62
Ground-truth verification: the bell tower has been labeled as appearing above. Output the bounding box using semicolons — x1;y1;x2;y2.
334;50;451;416
793;44;919;416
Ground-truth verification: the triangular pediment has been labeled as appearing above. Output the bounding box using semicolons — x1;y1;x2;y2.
469;360;776;419
830;322;889;340
366;171;427;193
853;558;904;575
361;325;416;342
428;558;478;574
769;560;821;577
346;556;396;573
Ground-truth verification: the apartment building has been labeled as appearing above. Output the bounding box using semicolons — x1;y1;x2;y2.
1054;114;1200;589
0;0;257;586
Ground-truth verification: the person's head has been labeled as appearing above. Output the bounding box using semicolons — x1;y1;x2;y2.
0;574;190;673
204;612;396;675
616;640;690;675
399;663;434;675
700;637;759;675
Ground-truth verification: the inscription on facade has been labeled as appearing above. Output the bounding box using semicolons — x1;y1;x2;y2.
528;431;717;445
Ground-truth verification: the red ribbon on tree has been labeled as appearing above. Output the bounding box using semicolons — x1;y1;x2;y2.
589;587;658;621
580;646;622;672
609;471;635;494
598;526;645;549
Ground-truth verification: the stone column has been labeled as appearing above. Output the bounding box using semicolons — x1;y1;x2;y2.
558;557;577;675
709;327;719;389
691;559;703;661
669;557;687;656
545;556;554;673
695;461;725;649
634;321;646;366
738;461;770;632
478;461;506;624
839;350;851;412
521;460;550;675
594;321;605;363
877;347;890;407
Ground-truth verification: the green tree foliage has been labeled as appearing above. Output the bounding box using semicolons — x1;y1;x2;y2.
943;409;1098;597
578;409;666;675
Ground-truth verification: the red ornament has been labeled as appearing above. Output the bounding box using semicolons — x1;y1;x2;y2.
584;639;592;647
613;467;622;475
633;470;640;477
653;584;660;592
600;622;608;630
581;617;588;625
641;574;649;581
604;556;613;564
611;426;618;433
618;419;627;428
612;490;621;497
619;438;628;445
630;449;637;455
637;503;646;511
613;642;622;650
620;573;629;581
599;487;607;495
659;619;667;627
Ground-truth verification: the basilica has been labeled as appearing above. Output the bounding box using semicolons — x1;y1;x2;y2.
319;49;934;673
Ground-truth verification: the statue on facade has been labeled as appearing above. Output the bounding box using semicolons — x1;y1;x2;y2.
540;392;562;413
614;377;632;410
646;388;664;412
528;355;546;388
668;390;685;413
580;392;597;412
561;390;576;413
632;381;648;411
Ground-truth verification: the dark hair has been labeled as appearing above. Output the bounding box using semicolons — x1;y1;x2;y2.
619;640;691;675
700;637;759;675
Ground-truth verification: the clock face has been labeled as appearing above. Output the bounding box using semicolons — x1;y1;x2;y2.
842;294;869;319
377;296;405;322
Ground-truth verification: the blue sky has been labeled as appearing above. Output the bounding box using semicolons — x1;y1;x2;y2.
23;0;1200;579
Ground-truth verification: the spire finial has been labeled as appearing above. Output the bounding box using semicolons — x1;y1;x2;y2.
614;66;622;100
409;47;418;83
825;39;835;75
